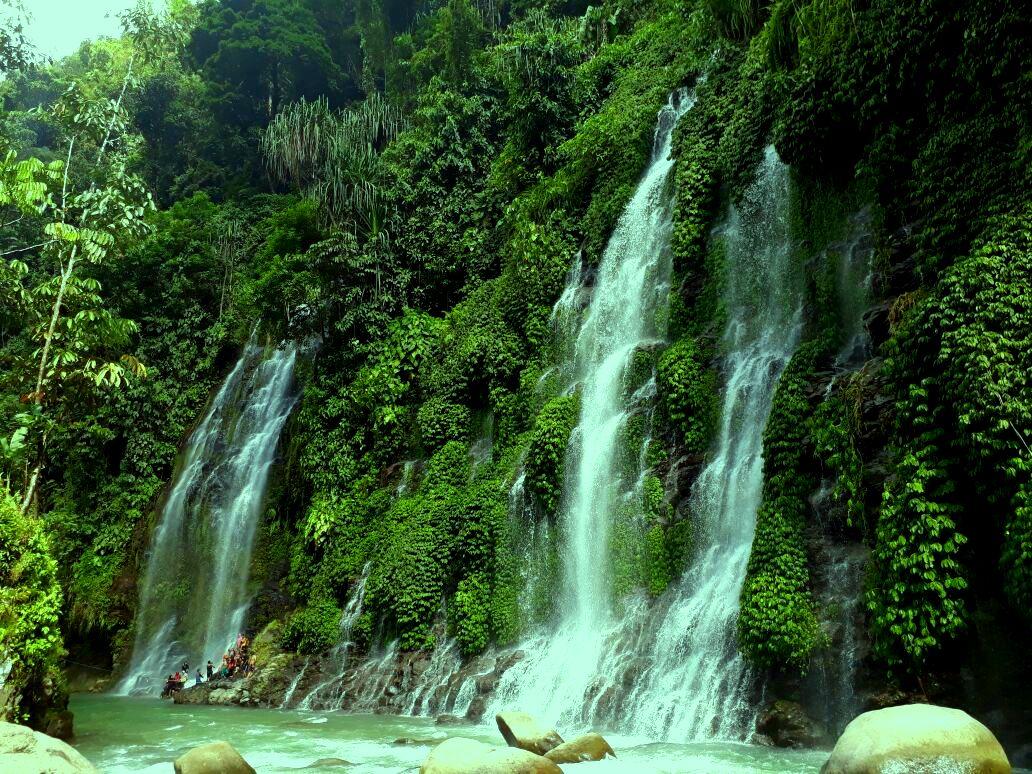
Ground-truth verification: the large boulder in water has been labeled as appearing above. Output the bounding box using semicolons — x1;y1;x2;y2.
420;737;561;773
543;732;615;763
174;740;256;774
495;712;563;756
821;704;1010;773
0;720;97;772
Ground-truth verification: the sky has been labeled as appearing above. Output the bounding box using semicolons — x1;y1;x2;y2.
22;0;169;59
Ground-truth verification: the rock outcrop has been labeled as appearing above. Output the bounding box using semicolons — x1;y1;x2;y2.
173;740;256;774
495;711;563;756
543;732;616;763
821;704;1011;774
0;720;97;773
420;737;561;774
757;699;830;748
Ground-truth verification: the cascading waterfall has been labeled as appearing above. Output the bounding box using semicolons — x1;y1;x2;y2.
490;87;696;727
807;210;874;731
297;562;372;710
117;339;298;695
492;142;804;740
622;146;802;739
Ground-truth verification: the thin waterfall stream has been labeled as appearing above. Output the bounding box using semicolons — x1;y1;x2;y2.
297;562;373;710
117;339;299;695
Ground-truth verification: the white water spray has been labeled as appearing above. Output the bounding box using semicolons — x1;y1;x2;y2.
490;88;695;727
623;146;803;739
117;339;298;694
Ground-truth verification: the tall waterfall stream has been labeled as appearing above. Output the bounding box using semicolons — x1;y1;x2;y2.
118;339;298;694
490;127;805;738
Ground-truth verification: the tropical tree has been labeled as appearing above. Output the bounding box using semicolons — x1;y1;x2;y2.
0;4;185;512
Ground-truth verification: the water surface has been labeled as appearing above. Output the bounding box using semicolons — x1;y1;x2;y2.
71;694;828;772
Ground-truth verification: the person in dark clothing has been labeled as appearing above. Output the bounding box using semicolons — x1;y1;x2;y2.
206;660;214;680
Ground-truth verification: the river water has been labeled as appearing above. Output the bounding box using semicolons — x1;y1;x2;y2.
70;694;828;773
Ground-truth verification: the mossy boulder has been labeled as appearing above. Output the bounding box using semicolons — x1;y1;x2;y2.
174;740;255;774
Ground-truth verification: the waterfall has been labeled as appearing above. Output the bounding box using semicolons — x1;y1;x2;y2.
624;146;803;739
492;142;803;740
833;210;875;369
489;87;696;727
297;562;372;710
808;543;866;734
117;339;299;695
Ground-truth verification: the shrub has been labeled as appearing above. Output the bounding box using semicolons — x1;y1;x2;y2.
525;394;580;515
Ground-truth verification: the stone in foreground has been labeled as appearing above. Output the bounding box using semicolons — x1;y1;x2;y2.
421;737;561;773
495;711;563;756
174;740;256;774
544;732;616;763
822;704;1010;774
0;721;97;773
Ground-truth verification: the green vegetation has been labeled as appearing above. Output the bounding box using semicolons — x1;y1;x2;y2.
738;342;823;671
0;0;1028;737
0;492;66;728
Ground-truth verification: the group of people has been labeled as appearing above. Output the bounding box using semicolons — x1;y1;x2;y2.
210;633;256;681
159;634;257;698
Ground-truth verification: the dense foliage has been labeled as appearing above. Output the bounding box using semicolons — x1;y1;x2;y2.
0;0;1029;739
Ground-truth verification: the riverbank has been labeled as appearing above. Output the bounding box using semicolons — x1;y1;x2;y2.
70;694;829;773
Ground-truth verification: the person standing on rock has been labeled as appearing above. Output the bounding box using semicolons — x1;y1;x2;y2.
195;669;203;686
206;660;214;680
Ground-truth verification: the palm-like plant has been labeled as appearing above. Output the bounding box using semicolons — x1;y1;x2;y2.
262;93;404;237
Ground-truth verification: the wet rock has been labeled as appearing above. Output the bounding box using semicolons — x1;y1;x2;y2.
43;709;75;741
821;704;1011;774
394;737;441;745
465;696;488;722
757;699;829;748
420;737;561;774
495;650;526;674
495;711;563;756
0;720;97;773
174;740;255;774
476;673;499;693
435;714;468;726
207;682;244;705
543;733;616;763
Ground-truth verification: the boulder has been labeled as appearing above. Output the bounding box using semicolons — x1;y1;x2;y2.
495;712;563;756
174;740;256;774
435;714;468;726
465;696;488;723
421;738;561;774
757;699;829;748
207;683;244;705
0;720;97;773
822;704;1011;774
43;710;75;741
544;733;615;763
